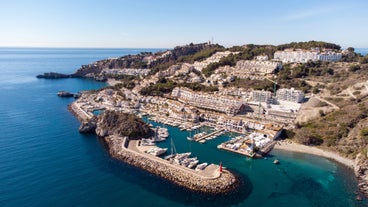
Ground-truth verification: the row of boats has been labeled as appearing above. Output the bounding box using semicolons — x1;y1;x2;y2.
146;116;203;131
145;146;168;156
139;122;209;171
141;126;170;146
144;147;208;171
166;152;208;171
187;130;226;143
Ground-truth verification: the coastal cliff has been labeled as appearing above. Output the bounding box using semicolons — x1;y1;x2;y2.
36;43;219;81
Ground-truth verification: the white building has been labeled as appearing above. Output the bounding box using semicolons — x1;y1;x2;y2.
251;90;272;103
276;88;304;103
274;49;342;63
235;60;282;76
172;87;245;115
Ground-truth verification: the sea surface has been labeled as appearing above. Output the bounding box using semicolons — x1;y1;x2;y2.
0;47;366;207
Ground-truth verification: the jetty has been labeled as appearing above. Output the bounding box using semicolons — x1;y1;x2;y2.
105;135;239;194
217;132;275;158
194;129;225;142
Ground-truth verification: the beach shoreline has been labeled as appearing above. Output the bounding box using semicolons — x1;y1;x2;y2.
273;140;355;169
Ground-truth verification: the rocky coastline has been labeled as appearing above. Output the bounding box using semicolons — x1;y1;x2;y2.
104;135;239;194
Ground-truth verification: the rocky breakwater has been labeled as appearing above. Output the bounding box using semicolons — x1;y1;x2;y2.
104;135;239;194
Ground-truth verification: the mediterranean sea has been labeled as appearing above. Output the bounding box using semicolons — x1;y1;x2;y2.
0;47;366;207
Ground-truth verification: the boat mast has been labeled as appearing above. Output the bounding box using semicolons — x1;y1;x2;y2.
170;137;177;155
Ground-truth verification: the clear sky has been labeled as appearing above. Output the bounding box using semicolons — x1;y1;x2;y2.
1;0;367;48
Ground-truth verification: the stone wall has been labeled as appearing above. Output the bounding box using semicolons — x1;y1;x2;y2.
105;136;239;194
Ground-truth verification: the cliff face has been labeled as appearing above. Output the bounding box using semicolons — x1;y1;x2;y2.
95;110;153;139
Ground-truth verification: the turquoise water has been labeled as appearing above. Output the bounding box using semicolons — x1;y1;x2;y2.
0;48;366;207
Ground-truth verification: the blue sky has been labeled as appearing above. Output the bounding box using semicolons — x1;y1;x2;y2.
1;0;367;48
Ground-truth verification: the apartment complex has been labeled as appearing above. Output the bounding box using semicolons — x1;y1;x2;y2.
171;87;245;115
251;90;272;103
274;48;342;63
276;88;304;103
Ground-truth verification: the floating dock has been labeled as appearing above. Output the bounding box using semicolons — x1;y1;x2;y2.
194;129;225;143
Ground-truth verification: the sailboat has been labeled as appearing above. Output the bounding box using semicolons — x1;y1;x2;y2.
164;136;177;160
187;130;194;141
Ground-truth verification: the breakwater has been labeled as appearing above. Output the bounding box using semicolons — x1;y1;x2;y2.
104;135;239;194
68;102;239;194
68;102;93;122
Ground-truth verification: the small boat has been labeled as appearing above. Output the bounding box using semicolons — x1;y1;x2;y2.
146;147;167;156
195;163;208;171
187;160;199;168
187;137;194;141
273;159;279;164
141;138;155;146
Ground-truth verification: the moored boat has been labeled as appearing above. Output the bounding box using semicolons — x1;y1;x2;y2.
195;163;208;171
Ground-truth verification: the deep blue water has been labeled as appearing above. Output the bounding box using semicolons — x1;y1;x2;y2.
0;48;366;207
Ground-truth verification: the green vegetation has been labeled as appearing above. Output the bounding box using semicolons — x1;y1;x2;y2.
278;61;333;79
202;44;277;77
280;129;295;139
360;55;368;64
202;54;238;77
140;78;177;96
109;75;136;90
293;100;368;157
227;77;277;92
179;82;218;92
361;128;368;137
177;45;225;63
139;78;219;96
276;41;341;50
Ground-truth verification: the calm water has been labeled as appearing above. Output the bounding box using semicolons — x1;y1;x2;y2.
0;48;366;207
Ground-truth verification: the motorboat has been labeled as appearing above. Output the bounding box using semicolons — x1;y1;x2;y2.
195;163;208;171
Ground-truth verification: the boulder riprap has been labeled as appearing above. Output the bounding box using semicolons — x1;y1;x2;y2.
78;117;97;133
96;110;153;139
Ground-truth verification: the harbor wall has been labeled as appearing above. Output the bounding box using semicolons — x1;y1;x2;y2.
105;135;239;194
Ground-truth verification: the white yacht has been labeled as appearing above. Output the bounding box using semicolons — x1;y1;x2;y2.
146;147;168;156
195;163;208;171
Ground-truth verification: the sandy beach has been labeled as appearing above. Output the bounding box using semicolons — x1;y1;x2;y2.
274;141;355;169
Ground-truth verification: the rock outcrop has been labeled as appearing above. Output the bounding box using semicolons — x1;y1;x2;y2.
36;72;71;79
95;110;153;139
78;117;97;133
